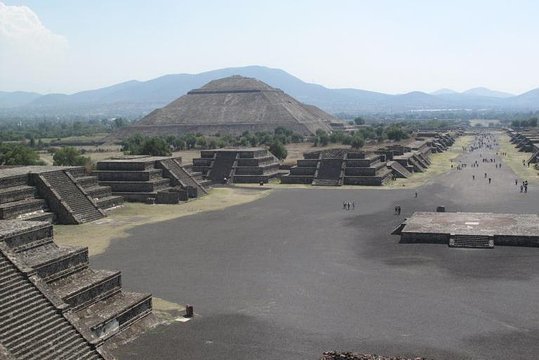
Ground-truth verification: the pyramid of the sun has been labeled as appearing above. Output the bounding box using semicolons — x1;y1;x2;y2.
114;75;336;138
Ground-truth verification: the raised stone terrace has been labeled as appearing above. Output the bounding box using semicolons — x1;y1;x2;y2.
508;128;539;164
394;211;539;248
0;220;154;353
282;148;393;186
192;148;281;183
95;156;209;203
0;166;122;225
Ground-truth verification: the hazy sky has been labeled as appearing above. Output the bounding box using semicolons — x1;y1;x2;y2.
1;0;539;95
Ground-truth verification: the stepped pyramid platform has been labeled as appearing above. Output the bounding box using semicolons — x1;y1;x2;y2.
110;75;336;140
0;166;122;225
393;212;539;248
0;220;154;350
192;148;281;183
282;149;393;186
95;155;209;203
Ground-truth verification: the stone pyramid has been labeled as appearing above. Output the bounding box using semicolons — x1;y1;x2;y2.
114;75;336;138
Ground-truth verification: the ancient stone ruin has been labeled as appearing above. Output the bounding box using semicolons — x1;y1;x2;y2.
508;128;539;165
95;156;209;203
109;75;336;139
393;211;539;248
0;166;123;225
282;132;457;186
0;220;154;359
192;148;281;183
282;148;393;186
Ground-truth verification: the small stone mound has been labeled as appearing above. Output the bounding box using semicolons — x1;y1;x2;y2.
320;351;431;360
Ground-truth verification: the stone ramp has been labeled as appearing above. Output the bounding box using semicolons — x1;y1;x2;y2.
449;234;494;249
158;158;207;197
38;171;105;224
387;161;412;178
0;249;104;360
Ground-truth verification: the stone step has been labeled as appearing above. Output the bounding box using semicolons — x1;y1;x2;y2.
84;185;113;199
102;178;172;193
18;244;89;282
75;291;152;341
41;171;104;224
0;286;37;312
1;221;53;251
11;236;54;253
49;268;122;310
0;198;48;220
96;195;124;210
13;323;79;359
0;302;55;341
0;185;36;204
449;235;494;249
0;289;43;320
20;211;55;224
74;175;99;187
2;313;65;349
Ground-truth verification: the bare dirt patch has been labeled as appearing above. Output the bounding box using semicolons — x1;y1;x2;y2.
54;187;271;256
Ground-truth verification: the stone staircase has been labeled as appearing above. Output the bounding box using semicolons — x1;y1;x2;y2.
0;249;104;360
449;234;494;249
313;159;343;186
208;153;237;182
70;174;124;211
39;171;105;224
0;174;54;224
157;158;208;197
0;220;153;345
387;161;412;178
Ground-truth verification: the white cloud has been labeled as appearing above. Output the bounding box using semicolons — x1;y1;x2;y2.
0;2;68;92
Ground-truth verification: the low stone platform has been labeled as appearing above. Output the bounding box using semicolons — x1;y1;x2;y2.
95;155;209;203
0;166;121;225
394;211;539;247
192;148;281;183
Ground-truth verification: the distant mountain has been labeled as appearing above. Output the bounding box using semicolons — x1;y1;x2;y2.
431;88;458;95
0;66;538;117
0;91;41;108
462;87;514;98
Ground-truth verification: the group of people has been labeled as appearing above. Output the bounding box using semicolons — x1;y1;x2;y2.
517;179;529;193
342;201;355;210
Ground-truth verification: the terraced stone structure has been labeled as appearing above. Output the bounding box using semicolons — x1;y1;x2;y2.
0;166;122;225
282;148;393;186
109;75;336;139
393;211;539;248
0;220;155;359
508;128;539;165
192;148;281;184
95;156;209;203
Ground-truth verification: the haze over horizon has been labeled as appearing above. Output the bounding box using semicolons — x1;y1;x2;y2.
1;0;538;95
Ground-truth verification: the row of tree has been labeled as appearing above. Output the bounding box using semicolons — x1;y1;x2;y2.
511;118;538;128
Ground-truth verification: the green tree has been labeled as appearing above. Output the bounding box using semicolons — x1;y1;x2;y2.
140;137;171;156
350;134;365;149
353;117;365;125
269;140;287;160
0;143;44;165
53;147;91;166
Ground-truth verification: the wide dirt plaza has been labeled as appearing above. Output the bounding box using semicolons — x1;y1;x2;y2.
96;132;538;360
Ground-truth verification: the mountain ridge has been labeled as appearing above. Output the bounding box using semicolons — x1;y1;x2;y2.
1;65;538;116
